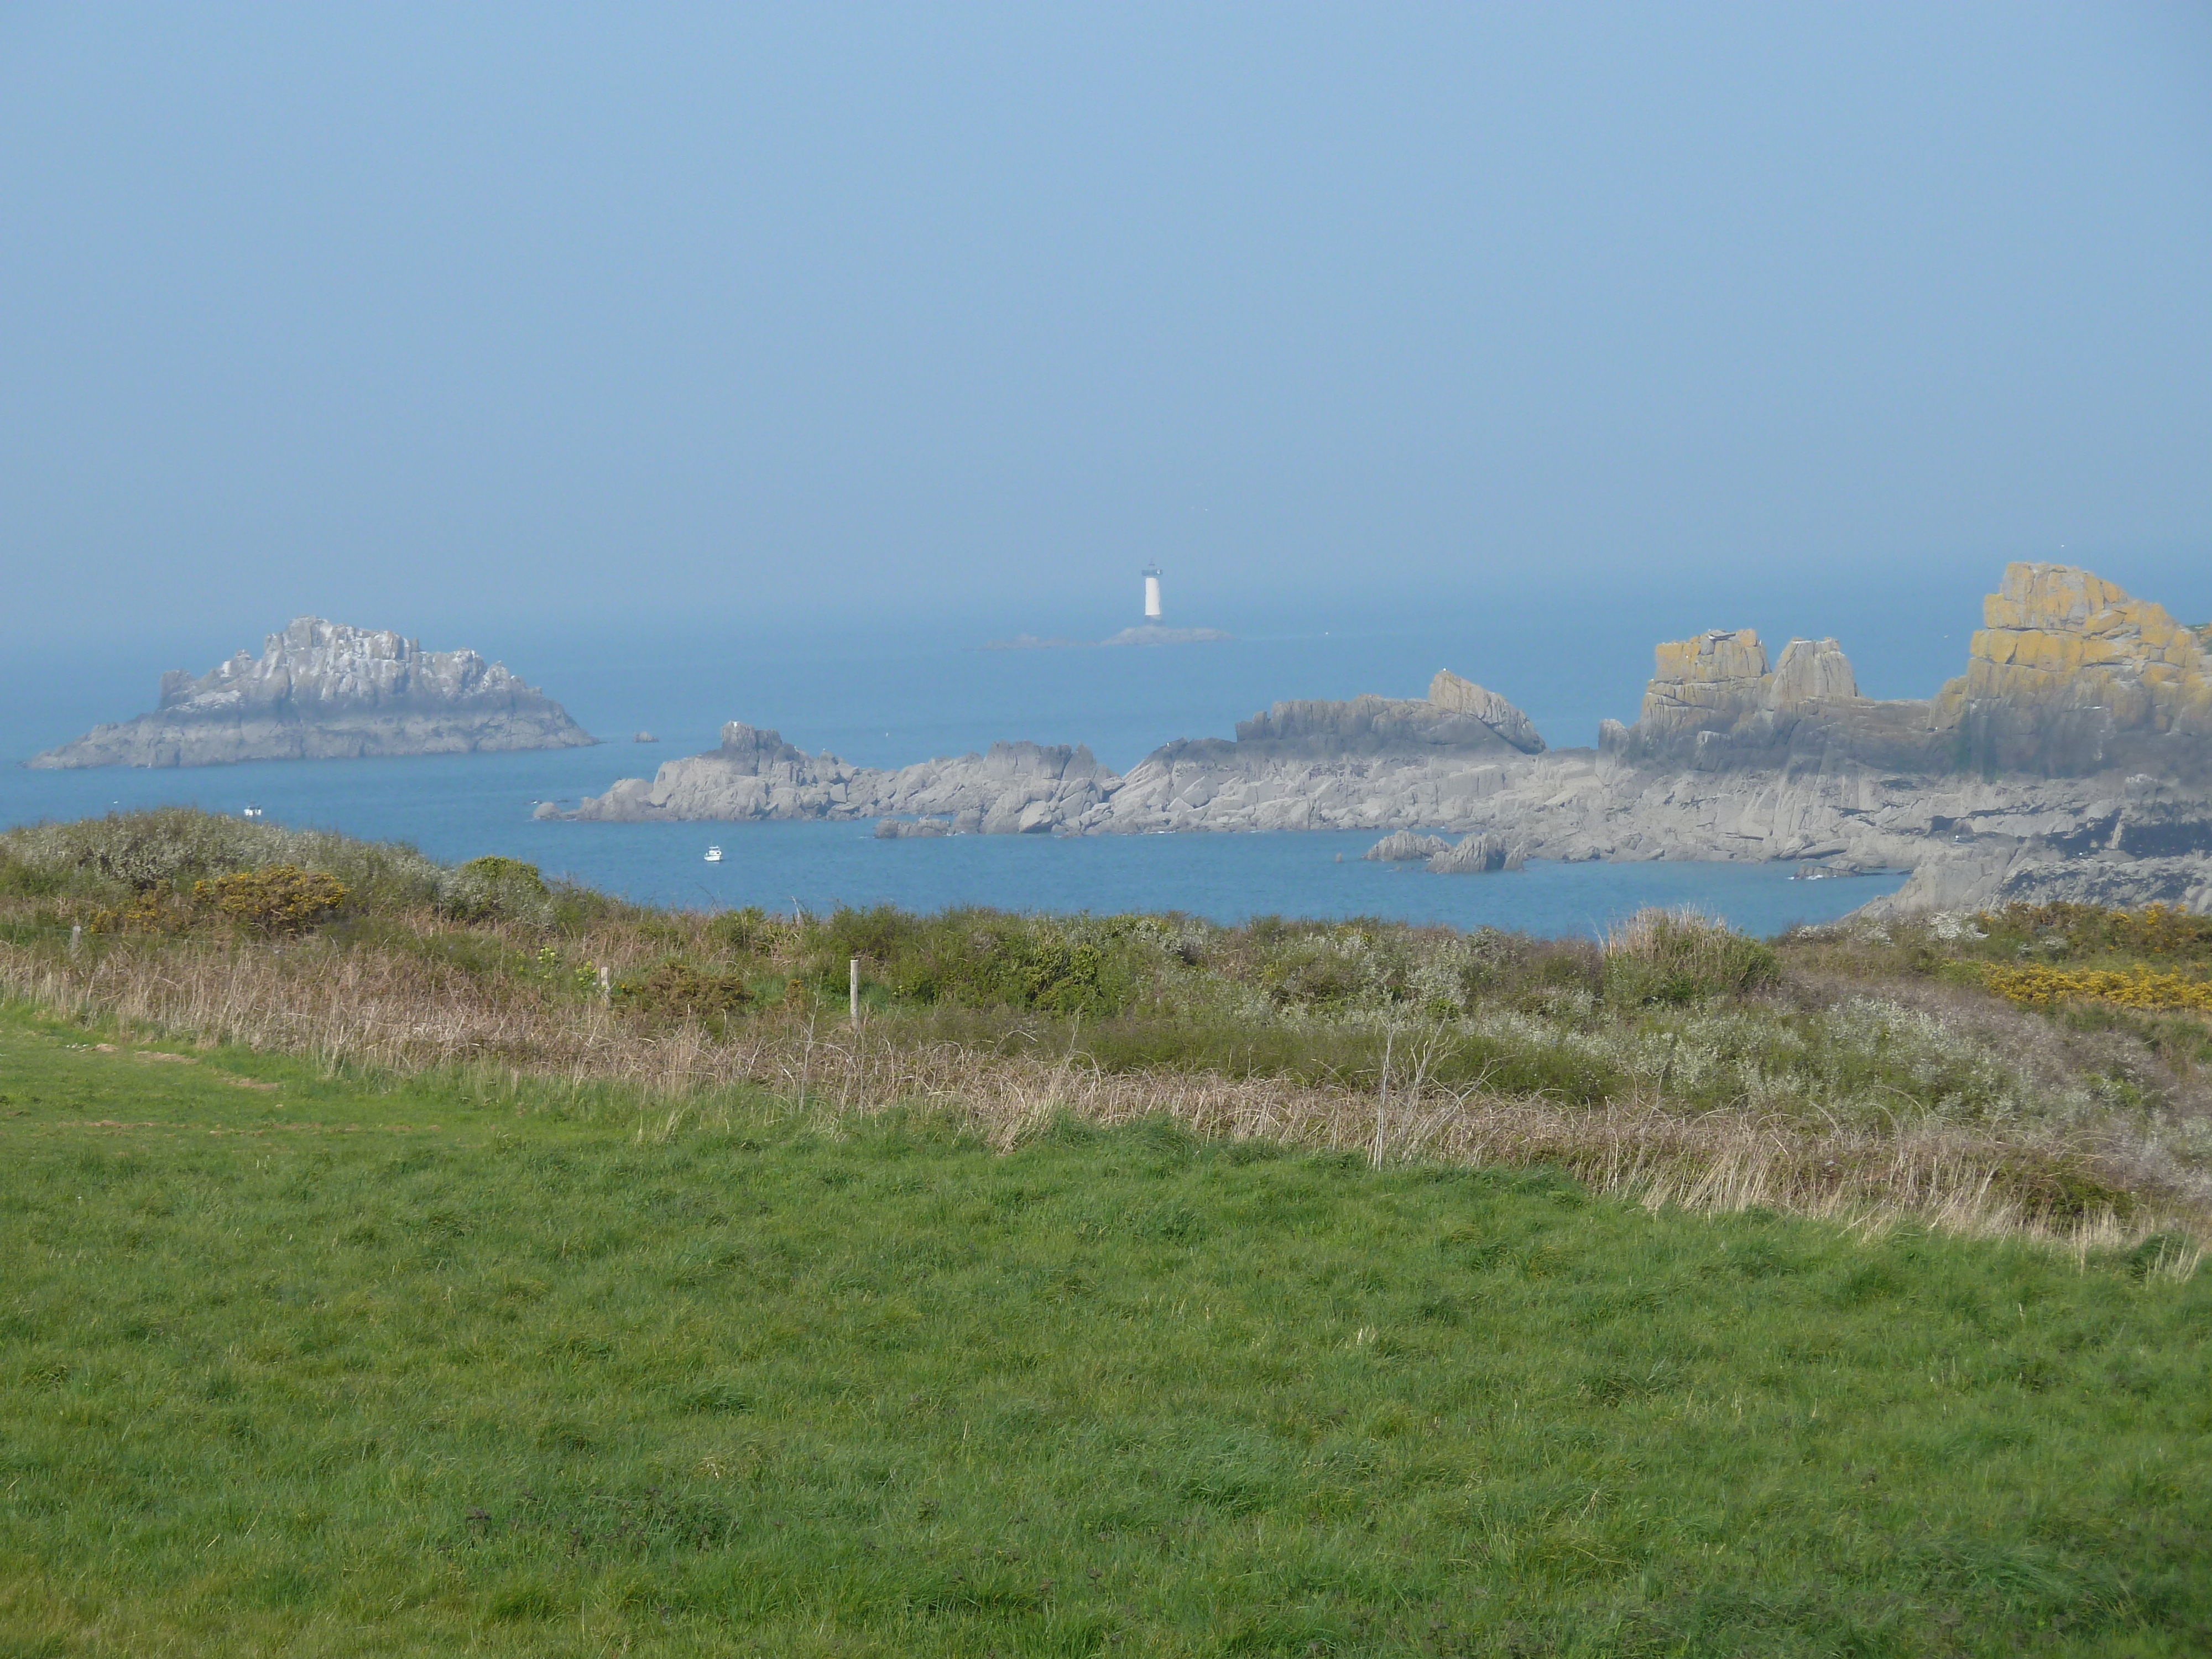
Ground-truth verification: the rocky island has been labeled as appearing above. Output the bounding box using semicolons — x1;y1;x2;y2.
29;618;595;768
547;564;2212;914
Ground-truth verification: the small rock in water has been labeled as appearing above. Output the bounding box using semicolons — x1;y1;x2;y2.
1364;831;1451;863
1427;833;1523;874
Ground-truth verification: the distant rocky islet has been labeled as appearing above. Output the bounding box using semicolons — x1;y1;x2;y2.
31;570;2212;919
27;619;594;769
547;563;2212;917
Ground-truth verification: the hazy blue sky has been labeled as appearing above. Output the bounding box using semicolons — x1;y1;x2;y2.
5;3;2211;670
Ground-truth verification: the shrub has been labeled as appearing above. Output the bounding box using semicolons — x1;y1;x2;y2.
614;961;753;1022
440;857;553;925
1976;902;2212;966
1984;963;2212;1014
804;907;1146;1017
194;867;349;933
708;906;796;956
1255;941;1370;1009
1601;908;1778;1005
0;808;443;911
8;807;270;893
85;883;194;935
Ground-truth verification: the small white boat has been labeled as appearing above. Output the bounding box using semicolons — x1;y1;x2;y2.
703;844;723;863
241;804;264;820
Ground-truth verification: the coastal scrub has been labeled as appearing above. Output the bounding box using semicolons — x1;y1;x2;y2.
1;810;2208;1243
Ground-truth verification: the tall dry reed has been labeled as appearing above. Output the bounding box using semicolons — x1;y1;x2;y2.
0;931;2199;1255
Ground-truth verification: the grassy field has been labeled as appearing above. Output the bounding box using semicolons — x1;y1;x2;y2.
3;1002;2209;1656
6;810;2212;1243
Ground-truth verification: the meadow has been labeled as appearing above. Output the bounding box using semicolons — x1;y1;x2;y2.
2;1006;2208;1657
1;811;2210;1653
3;810;2209;1241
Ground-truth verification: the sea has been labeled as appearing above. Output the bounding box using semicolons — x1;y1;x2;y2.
0;612;1911;940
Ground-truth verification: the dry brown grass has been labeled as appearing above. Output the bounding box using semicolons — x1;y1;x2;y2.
4;925;2201;1257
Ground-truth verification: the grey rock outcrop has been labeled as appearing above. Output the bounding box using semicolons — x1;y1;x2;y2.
556;722;1119;832
1609;564;2212;784
1926;562;2212;780
1364;832;1451;862
28;618;594;769
558;679;1548;837
1425;671;1547;753
1427;833;1521;874
1852;776;2212;918
549;568;2212;915
1605;628;1936;771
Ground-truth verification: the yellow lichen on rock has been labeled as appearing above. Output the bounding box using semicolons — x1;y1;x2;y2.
1639;629;1770;729
1635;630;1862;737
1942;563;2212;741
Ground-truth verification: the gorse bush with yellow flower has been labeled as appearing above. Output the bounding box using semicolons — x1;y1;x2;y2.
1984;962;2212;1014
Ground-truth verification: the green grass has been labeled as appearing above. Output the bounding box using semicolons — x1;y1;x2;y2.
2;1006;2208;1656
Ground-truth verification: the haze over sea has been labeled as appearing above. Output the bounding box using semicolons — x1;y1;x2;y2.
8;7;2210;937
0;586;1942;936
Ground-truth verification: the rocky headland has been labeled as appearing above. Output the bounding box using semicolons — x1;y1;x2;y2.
550;564;2212;914
29;618;595;768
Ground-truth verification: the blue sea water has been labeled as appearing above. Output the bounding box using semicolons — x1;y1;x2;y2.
0;738;1901;940
0;614;1925;937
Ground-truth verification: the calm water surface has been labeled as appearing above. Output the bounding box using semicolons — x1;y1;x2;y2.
0;744;1901;937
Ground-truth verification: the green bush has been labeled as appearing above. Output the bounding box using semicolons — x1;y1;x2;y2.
439;856;553;925
1600;907;1778;1005
1973;901;2212;967
613;959;753;1023
0;808;442;911
707;905;797;955
194;865;348;933
807;906;1147;1017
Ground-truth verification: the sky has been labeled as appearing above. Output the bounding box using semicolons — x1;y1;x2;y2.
4;3;2211;713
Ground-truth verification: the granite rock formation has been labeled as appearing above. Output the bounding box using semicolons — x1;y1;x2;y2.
29;619;594;768
1606;627;1933;771
1426;832;1521;874
1425;671;1547;753
550;565;2212;915
561;723;1118;835
1363;832;1451;862
1929;562;2212;778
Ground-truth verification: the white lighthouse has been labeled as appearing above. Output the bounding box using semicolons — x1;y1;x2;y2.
1141;564;1164;624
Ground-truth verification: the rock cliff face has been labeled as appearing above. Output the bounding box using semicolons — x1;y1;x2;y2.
1424;671;1547;753
1611;563;2212;782
551;565;2212;915
1608;627;1933;770
1929;562;2212;778
28;619;595;769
